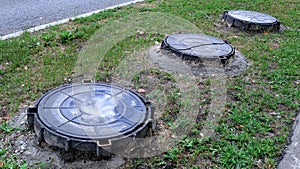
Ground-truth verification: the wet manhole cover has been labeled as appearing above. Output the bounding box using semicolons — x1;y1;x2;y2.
27;83;154;156
222;10;281;31
150;33;248;76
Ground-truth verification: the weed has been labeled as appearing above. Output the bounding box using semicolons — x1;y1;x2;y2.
164;147;180;161
41;32;56;46
0;122;18;133
0;149;27;169
59;30;75;43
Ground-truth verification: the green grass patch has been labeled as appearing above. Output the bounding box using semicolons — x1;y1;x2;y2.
0;0;299;168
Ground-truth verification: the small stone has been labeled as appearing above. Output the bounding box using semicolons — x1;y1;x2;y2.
137;30;145;35
21;144;26;150
270;112;278;116
255;159;263;166
0;65;5;70
138;88;146;93
294;80;300;85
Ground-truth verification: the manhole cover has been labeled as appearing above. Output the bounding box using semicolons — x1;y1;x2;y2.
149;33;248;76
222;10;281;31
27;83;154;156
161;33;235;62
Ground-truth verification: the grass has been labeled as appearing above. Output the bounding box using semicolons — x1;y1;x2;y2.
0;149;27;169
0;0;299;168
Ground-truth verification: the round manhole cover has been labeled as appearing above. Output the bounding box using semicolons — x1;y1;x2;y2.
150;33;248;76
27;83;153;155
222;10;281;31
161;33;235;61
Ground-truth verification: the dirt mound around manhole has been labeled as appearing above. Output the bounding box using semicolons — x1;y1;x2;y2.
149;45;248;77
7;110;125;169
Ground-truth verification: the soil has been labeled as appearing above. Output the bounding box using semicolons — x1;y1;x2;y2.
148;45;249;77
5;110;125;169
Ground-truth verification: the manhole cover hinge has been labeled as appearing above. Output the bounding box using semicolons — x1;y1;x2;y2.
82;79;94;83
27;106;37;129
97;139;112;147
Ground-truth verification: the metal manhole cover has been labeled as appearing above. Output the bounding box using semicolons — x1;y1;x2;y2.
161;33;235;61
148;33;248;77
27;83;153;155
222;10;281;31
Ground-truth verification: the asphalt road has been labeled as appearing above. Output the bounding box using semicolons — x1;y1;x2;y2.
0;0;139;36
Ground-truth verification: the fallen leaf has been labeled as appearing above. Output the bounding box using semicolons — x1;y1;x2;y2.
1;117;10;121
266;132;275;137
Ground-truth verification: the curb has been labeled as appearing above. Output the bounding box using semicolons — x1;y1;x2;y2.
278;112;300;169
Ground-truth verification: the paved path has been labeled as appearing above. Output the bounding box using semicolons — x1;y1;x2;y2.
278;113;300;169
0;0;141;37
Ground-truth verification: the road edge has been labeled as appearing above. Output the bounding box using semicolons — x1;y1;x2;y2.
0;0;144;40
